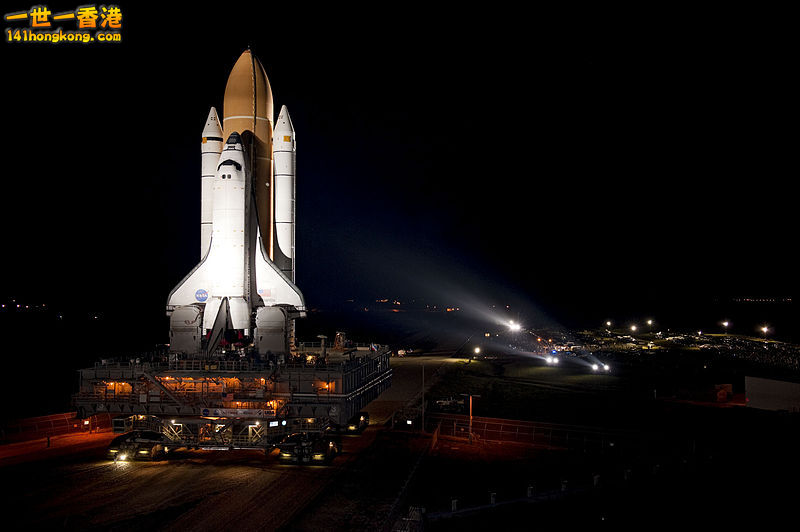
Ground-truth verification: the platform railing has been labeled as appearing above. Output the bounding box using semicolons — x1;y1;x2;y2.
87;347;390;375
0;412;112;443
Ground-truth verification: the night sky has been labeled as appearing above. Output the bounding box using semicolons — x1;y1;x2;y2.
2;6;794;340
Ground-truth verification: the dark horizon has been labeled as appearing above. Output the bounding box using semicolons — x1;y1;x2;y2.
1;291;795;346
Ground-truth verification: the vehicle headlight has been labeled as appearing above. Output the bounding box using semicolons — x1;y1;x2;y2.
118;454;128;461
280;452;292;457
109;449;118;453
138;450;150;454
312;453;325;460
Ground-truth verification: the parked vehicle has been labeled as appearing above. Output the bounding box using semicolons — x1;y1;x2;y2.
107;430;170;461
277;432;339;464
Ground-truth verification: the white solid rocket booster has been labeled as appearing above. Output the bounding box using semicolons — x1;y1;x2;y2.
273;105;296;282
200;107;223;259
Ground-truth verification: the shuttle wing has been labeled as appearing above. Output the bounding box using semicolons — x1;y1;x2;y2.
166;240;213;310
254;224;305;311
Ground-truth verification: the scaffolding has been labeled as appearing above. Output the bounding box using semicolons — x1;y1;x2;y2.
74;345;392;449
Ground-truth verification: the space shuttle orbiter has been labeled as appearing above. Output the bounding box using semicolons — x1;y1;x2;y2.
166;50;304;357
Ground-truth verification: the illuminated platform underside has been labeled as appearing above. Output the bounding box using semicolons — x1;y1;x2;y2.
74;346;391;448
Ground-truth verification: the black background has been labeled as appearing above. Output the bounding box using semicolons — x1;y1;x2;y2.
1;5;794;342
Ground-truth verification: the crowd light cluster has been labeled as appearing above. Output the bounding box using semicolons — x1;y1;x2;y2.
604;318;775;338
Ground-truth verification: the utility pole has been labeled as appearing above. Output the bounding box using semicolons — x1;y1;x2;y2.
421;363;425;433
460;394;481;443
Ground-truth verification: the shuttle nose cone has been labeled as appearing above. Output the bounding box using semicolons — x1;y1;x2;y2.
226;131;242;145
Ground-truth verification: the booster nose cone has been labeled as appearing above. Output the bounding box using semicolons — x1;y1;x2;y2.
274;105;295;135
202;107;223;139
